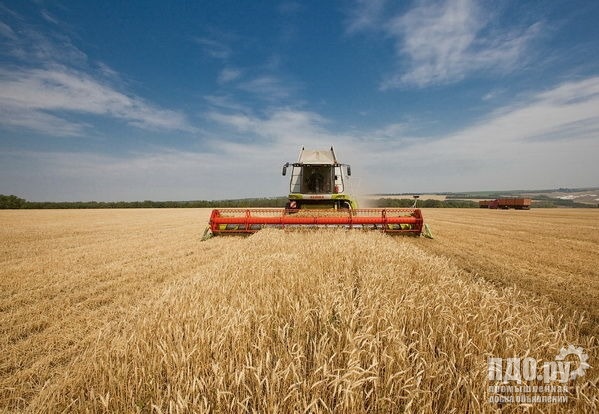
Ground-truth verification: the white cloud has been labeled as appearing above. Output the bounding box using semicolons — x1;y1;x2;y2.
345;0;387;33
207;76;599;194
348;0;540;88
388;0;540;87
0;10;192;136
237;76;295;101
371;123;409;140
204;94;250;112
96;62;120;80
207;111;257;132
194;37;232;60
536;76;599;104
0;105;86;137
0;149;229;201
2;7;85;65
482;89;503;101
0;67;192;135
0;21;16;39
359;76;599;191
4;75;598;200
4;26;88;66
454;76;599;145
207;108;332;146
40;9;59;25
217;67;242;84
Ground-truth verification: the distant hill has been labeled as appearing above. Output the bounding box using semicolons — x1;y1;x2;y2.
369;187;599;208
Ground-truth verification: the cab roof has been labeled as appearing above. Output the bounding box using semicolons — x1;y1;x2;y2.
297;147;338;165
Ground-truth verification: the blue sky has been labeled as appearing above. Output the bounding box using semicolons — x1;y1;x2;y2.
1;0;598;201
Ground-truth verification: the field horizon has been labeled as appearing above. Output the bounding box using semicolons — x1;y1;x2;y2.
3;185;599;207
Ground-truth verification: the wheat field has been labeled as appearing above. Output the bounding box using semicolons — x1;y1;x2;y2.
0;208;597;413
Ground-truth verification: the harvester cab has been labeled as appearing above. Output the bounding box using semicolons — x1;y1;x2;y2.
282;147;358;210
202;146;432;239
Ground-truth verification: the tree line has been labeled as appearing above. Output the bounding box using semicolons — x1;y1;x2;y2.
0;195;288;209
376;198;478;208
1;194;477;209
2;194;595;209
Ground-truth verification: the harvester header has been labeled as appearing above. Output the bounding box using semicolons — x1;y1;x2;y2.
203;147;431;239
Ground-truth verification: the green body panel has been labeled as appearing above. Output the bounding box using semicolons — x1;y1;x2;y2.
288;193;359;209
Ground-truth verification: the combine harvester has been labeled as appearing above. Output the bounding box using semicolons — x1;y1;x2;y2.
203;147;432;239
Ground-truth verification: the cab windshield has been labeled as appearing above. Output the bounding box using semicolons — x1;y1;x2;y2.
301;165;333;194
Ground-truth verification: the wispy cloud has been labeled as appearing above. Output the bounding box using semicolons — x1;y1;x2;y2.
96;61;120;80
207;108;331;146
194;37;232;60
460;76;599;145
0;20;16;39
0;105;87;137
206;75;599;193
217;67;242;84
361;76;599;190
348;0;541;88
5;76;597;200
482;89;503;101
203;94;250;112
0;8;192;136
237;76;295;101
0;15;88;66
0;66;192;135
40;9;59;25
369;123;420;145
345;0;387;34
0;149;228;201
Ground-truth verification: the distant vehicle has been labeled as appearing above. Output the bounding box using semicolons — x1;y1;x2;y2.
479;198;531;210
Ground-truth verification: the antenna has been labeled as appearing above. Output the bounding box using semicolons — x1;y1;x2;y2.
412;195;420;208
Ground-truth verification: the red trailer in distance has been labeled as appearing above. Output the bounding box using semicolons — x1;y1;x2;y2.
479;198;532;210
